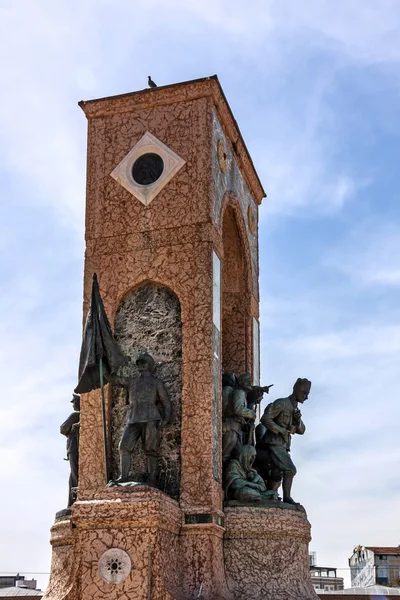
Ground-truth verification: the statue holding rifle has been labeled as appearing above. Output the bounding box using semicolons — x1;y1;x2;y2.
222;371;273;465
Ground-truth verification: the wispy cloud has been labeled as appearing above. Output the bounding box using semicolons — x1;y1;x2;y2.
326;220;400;286
260;281;400;585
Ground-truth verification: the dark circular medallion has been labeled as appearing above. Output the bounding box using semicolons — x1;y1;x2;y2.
132;153;164;185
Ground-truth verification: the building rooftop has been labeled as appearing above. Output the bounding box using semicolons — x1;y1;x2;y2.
0;589;42;597
311;566;339;571
365;546;400;555
318;586;400;596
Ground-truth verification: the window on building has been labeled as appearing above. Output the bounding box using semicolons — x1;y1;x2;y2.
324;585;335;591
376;566;389;586
328;570;336;577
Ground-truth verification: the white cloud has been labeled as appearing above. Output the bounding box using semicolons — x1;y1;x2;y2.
1;0;398;227
326;221;400;286
260;284;400;586
0;269;82;588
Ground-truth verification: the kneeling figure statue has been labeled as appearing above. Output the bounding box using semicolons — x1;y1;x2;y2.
224;445;277;503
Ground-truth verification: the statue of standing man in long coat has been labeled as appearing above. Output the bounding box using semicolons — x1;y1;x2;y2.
112;353;171;486
60;393;80;507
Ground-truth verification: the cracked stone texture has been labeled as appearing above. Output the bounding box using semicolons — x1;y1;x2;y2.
212;325;221;482
221;205;249;375
77;490;182;600
78;88;228;510
44;498;317;600
77;84;261;509
42;518;79;600
111;283;182;498
85;98;212;242
44;489;233;600
224;506;319;600
50;81;267;600
212;110;259;299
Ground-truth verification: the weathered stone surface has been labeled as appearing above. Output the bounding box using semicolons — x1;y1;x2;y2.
45;78;270;600
212;325;221;482
42;517;78;600
224;507;318;600
44;488;233;600
221;205;250;375
111;283;182;498
212;110;259;299
77;82;260;509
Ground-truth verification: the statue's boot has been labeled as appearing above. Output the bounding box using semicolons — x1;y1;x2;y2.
282;472;296;503
147;456;158;487
283;496;299;505
116;451;131;483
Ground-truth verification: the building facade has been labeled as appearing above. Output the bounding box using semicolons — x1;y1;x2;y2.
349;546;400;588
309;553;344;592
0;575;37;590
0;575;42;598
310;566;344;592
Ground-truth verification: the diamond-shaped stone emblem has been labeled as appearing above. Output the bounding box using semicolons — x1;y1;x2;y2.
110;131;185;206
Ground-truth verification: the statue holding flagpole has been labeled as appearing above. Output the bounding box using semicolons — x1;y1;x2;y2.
74;273;171;488
74;273;128;484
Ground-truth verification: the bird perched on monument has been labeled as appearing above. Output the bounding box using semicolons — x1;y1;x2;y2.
148;75;157;88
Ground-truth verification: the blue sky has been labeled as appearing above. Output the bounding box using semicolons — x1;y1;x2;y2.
1;0;400;590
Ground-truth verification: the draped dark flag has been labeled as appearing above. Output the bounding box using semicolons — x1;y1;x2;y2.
74;273;127;394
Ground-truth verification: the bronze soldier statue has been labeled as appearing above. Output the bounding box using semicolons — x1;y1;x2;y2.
222;372;256;464
112;353;171;486
60;393;80;507
245;382;273;445
256;378;311;505
246;383;273;413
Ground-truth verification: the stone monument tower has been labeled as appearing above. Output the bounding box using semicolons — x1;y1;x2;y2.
44;76;317;600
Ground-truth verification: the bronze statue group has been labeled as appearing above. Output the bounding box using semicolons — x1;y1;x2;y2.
61;351;311;510
222;372;311;507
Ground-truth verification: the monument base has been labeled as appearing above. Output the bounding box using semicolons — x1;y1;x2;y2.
43;486;232;600
224;506;318;600
44;489;317;600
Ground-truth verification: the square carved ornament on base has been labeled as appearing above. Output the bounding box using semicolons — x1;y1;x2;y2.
110;131;186;206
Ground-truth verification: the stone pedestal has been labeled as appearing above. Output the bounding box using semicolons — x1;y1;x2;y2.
44;487;233;600
224;506;318;600
44;517;79;600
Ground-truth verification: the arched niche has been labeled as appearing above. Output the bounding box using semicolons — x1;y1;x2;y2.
110;282;182;498
221;205;250;375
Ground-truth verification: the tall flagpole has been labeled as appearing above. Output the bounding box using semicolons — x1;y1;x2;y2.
99;358;109;485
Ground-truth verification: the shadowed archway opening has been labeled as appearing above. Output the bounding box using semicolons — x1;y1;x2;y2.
221;206;249;376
